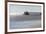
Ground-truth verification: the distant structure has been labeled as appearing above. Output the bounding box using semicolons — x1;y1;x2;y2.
24;11;30;15
40;13;41;15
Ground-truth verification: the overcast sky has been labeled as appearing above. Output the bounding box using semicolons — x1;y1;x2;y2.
9;4;41;15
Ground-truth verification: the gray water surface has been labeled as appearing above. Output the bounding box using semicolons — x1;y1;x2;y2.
10;15;41;29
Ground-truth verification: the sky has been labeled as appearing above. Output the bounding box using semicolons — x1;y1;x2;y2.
9;4;41;15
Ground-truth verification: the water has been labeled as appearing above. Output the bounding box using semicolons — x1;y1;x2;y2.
10;20;41;29
10;14;41;29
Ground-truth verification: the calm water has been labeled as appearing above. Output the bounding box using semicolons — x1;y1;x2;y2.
10;20;41;29
10;13;41;29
